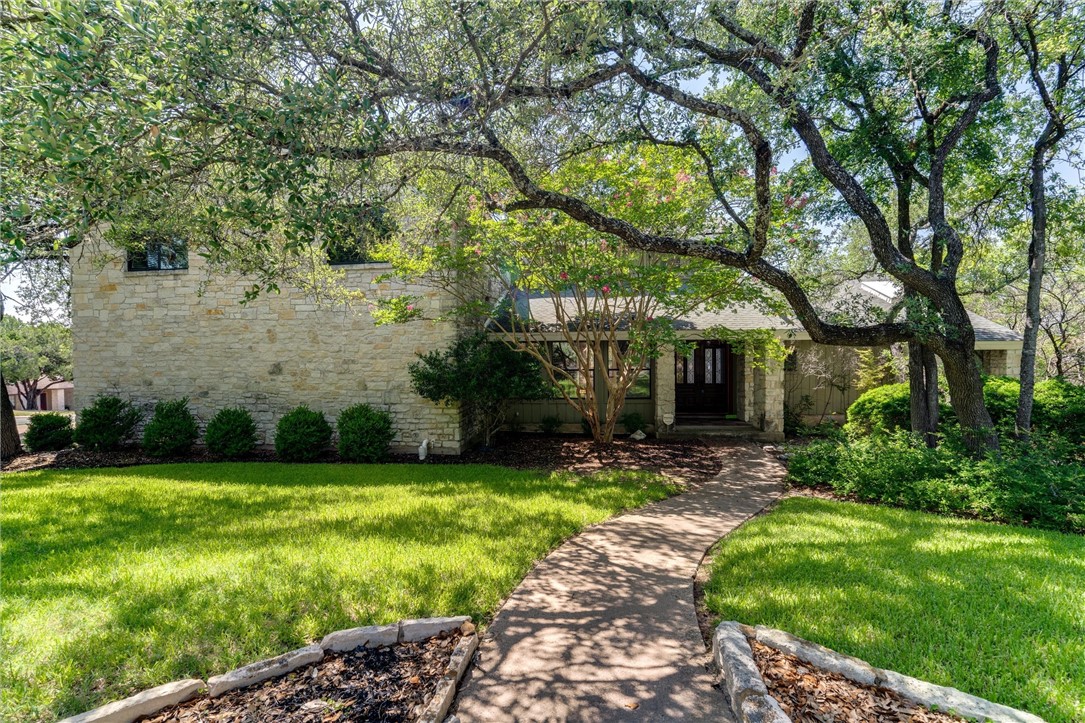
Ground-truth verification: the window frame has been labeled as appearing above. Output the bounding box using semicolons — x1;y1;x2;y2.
546;341;594;399
126;236;189;272
608;340;652;399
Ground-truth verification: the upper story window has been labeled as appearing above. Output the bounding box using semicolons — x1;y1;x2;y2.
127;237;188;271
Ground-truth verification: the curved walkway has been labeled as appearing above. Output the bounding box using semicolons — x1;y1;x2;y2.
454;443;785;722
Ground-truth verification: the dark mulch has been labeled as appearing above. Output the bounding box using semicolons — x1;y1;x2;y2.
2;434;727;483
751;640;963;722
142;634;460;723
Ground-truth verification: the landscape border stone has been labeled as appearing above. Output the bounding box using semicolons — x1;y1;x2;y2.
714;621;1045;723
57;679;205;723
58;617;477;723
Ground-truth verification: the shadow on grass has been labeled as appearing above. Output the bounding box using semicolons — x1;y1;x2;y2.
705;497;1085;722
2;462;673;722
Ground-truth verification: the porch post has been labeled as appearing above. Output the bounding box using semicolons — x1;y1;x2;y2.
654;346;676;434
745;350;785;439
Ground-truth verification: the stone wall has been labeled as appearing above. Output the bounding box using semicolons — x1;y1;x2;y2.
978;348;1022;378
70;239;464;454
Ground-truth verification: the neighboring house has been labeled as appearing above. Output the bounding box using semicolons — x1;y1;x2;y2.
5;378;74;412
71;238;1023;451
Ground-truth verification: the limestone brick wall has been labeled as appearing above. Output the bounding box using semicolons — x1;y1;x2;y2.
70;239;464;454
978;348;1022;378
653;349;676;431
742;352;784;438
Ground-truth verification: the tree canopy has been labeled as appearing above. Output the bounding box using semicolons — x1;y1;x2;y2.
3;0;1084;451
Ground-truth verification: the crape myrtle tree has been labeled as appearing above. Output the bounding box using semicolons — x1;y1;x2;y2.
4;1;1077;452
376;146;780;443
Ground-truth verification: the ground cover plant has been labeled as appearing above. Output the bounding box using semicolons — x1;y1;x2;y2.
704;497;1085;723
787;430;1084;533
0;462;675;723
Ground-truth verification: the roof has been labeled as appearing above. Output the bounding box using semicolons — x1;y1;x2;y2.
501;279;1023;344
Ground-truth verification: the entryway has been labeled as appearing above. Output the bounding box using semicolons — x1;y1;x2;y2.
675;341;739;424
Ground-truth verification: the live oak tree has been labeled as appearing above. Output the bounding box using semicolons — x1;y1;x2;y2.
4;1;1081;452
0;317;72;410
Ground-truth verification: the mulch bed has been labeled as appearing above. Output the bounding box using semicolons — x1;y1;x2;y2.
750;640;963;722
142;634;460;723
2;434;727;484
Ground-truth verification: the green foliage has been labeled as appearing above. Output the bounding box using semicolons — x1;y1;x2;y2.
409;333;549;446
705;497;1085;722
539;415;562;434
1033;378;1085;443
72;396;142;451
787;431;1084;533
142;398;199;458
982;376;1021;425
336;404;395;462
1;462;675;723
854;348;901;394
23;413;72;452
204;407;258;459
274;406;332;462
843;383;912;436
0;317;71;408
618;410;647;434
784;394;813;436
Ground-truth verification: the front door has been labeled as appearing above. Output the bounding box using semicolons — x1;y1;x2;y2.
675;341;736;421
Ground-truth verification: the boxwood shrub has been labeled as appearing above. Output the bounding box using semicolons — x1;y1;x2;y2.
337;404;395;462
142;398;199;457
275;406;332;462
73;396;142;451
24;412;73;452
205;407;258;459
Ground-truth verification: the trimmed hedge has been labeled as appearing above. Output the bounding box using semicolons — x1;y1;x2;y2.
274;406;332;462
73;396;142;451
24;412;73;452
205;407;258;459
142;398;199;457
337;404;395;462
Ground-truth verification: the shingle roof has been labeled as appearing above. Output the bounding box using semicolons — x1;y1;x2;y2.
503;280;1022;344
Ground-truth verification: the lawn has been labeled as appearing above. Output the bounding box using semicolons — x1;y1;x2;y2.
1;462;675;723
704;497;1085;723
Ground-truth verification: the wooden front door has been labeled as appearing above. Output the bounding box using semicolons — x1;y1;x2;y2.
675;341;736;420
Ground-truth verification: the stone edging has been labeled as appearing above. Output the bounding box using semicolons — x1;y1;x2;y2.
714;621;1044;723
59;616;476;723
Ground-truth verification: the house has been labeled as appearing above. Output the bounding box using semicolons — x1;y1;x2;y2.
71;237;1023;451
5;378;74;412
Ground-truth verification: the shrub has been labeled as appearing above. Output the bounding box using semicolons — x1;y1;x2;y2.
274;406;332;462
24;412;73;452
619;410;647;434
843;383;911;437
539;415;562;435
337;404;395;462
982;376;1020;427
205;407;258;459
73;396;142;451
1034;378;1085;444
142;398;199;457
786;429;1084;533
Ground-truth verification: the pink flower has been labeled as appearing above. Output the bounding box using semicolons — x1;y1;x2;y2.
646;315;654;321
601;285;611;294
406;304;415;311
675;171;691;184
559;271;568;281
474;246;482;255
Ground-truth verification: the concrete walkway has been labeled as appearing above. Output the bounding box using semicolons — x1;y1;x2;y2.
454;443;786;722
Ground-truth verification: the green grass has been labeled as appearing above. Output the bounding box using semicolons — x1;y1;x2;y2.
705;497;1085;722
1;462;675;723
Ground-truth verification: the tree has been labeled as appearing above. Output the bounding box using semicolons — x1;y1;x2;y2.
1003;0;1085;438
0;317;71;410
381;146;778;443
409;333;550;447
5;1;1079;452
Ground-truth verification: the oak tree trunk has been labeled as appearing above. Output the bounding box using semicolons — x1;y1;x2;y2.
1;372;22;460
908;342;940;447
942;347;998;454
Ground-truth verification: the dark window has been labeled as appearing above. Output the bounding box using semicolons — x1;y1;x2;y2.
127;237;188;271
548;341;593;398
784;350;798;372
609;341;651;399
